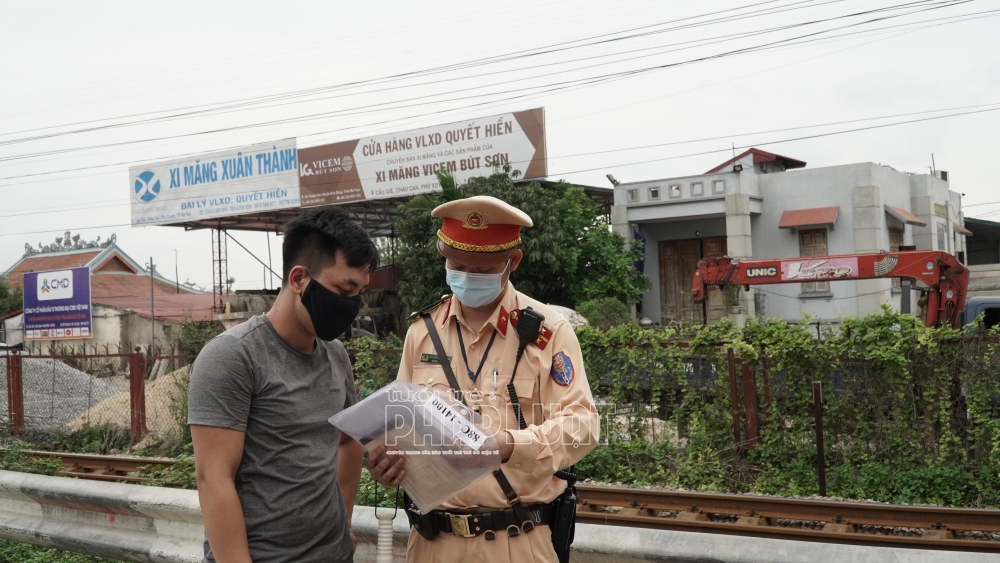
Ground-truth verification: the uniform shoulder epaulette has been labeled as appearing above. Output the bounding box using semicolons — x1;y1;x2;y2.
509;308;554;350
406;294;452;323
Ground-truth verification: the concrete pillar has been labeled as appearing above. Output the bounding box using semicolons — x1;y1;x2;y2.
611;204;630;244
725;193;755;325
611;204;639;319
910;196;934;250
853;186;889;315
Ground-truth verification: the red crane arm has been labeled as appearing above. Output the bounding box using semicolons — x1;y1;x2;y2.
690;250;969;328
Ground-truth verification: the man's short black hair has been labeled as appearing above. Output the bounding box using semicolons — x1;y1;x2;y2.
281;209;380;284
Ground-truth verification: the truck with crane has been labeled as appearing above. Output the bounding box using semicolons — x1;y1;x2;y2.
690;250;1000;329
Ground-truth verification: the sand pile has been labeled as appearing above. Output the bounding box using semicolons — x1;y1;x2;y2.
68;366;190;436
0;357;117;428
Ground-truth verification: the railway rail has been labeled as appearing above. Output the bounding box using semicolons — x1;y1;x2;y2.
21;451;1000;552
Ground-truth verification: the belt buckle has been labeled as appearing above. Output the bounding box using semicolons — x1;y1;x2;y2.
447;513;475;538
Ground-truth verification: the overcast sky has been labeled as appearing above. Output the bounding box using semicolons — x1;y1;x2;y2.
1;0;998;292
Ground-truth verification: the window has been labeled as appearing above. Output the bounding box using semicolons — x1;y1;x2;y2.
627;189;638;203
889;227;904;290
691;182;704;196
669;185;682;199
648;186;660;200
799;229;830;294
713;180;725;195
937;220;947;252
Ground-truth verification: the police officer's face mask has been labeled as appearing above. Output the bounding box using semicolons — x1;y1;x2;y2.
446;260;509;308
300;275;362;341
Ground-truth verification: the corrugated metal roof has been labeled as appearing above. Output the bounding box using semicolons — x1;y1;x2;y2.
778;206;840;229
885;205;927;227
96;294;216;322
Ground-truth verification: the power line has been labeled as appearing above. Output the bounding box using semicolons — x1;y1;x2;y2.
0;1;984;181
0;0;974;155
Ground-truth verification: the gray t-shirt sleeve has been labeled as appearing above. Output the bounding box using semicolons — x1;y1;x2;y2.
332;341;358;410
188;335;255;432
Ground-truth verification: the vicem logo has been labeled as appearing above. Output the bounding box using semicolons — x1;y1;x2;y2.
745;266;779;279
37;269;73;301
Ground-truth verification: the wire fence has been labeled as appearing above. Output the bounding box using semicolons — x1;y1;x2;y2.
1;346;194;447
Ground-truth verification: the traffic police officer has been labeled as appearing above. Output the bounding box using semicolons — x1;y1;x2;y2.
367;195;600;563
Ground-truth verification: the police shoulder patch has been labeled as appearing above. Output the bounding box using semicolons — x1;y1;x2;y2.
550;351;574;386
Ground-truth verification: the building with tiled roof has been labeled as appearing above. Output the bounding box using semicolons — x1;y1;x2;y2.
2;232;213;351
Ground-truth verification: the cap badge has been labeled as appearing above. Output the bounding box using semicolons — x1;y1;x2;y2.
463;211;489;230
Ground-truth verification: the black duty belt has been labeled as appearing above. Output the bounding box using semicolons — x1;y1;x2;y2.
433;504;553;539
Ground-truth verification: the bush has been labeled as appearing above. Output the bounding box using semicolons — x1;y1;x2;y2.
0;539;122;563
132;448;196;489
573;309;1000;507
576;298;633;330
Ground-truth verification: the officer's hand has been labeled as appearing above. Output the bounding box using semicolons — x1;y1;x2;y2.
366;444;406;486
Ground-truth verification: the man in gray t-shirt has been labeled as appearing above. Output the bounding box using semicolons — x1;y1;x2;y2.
188;209;379;563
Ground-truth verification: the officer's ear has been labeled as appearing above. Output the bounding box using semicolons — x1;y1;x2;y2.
509;249;524;273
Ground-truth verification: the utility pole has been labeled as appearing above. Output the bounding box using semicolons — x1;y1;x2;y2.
174;249;180;294
149;257;155;355
267;231;273;291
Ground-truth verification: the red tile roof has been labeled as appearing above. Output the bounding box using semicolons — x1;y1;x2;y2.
5;251;101;289
885;205;927;227
96;294;216;322
954;222;973;236
778;206;840;229
90;273;193;299
706;148;807;174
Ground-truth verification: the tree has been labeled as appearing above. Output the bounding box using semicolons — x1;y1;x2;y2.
0;276;22;317
395;165;650;314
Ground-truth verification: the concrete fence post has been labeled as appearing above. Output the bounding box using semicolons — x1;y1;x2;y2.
129;346;147;444
5;350;24;436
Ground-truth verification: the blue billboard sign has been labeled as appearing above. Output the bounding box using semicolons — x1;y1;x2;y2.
22;267;93;340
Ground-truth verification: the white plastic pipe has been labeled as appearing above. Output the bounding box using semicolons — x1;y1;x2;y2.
375;509;396;563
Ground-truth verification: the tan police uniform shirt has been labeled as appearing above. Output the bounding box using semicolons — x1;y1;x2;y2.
396;283;600;509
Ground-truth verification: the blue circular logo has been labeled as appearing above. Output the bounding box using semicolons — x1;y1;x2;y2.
134;170;161;202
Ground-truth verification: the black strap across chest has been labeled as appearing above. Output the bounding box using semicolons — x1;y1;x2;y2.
454;318;498;384
420;313;534;534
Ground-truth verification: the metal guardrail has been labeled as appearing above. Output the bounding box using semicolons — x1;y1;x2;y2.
0;469;203;562
1;469;999;563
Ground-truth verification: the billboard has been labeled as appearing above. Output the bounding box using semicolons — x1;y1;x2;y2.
129;139;300;226
22;267;92;341
298;108;547;207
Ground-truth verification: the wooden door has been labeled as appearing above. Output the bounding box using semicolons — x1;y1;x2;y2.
659;240;703;325
798;229;830;294
702;237;728;323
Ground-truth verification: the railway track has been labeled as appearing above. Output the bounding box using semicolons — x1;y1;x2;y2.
23;451;1000;551
576;484;1000;552
25;450;175;483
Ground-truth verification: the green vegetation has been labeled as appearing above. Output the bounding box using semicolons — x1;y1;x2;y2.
0;275;22;318
394;166;649;314
574;309;1000;507
0;540;122;563
576;297;634;330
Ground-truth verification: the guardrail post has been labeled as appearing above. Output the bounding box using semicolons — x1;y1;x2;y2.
726;348;742;449
741;361;761;449
129;346;147;444
6;350;24;436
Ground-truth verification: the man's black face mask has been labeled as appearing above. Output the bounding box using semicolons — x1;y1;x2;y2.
300;277;362;341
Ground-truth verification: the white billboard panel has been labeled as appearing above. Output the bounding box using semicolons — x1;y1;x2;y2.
298;108;546;206
129;139;300;226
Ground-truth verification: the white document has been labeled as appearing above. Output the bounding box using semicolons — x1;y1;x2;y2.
330;380;501;513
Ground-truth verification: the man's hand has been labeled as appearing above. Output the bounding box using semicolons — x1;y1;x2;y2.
366;444;406;486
